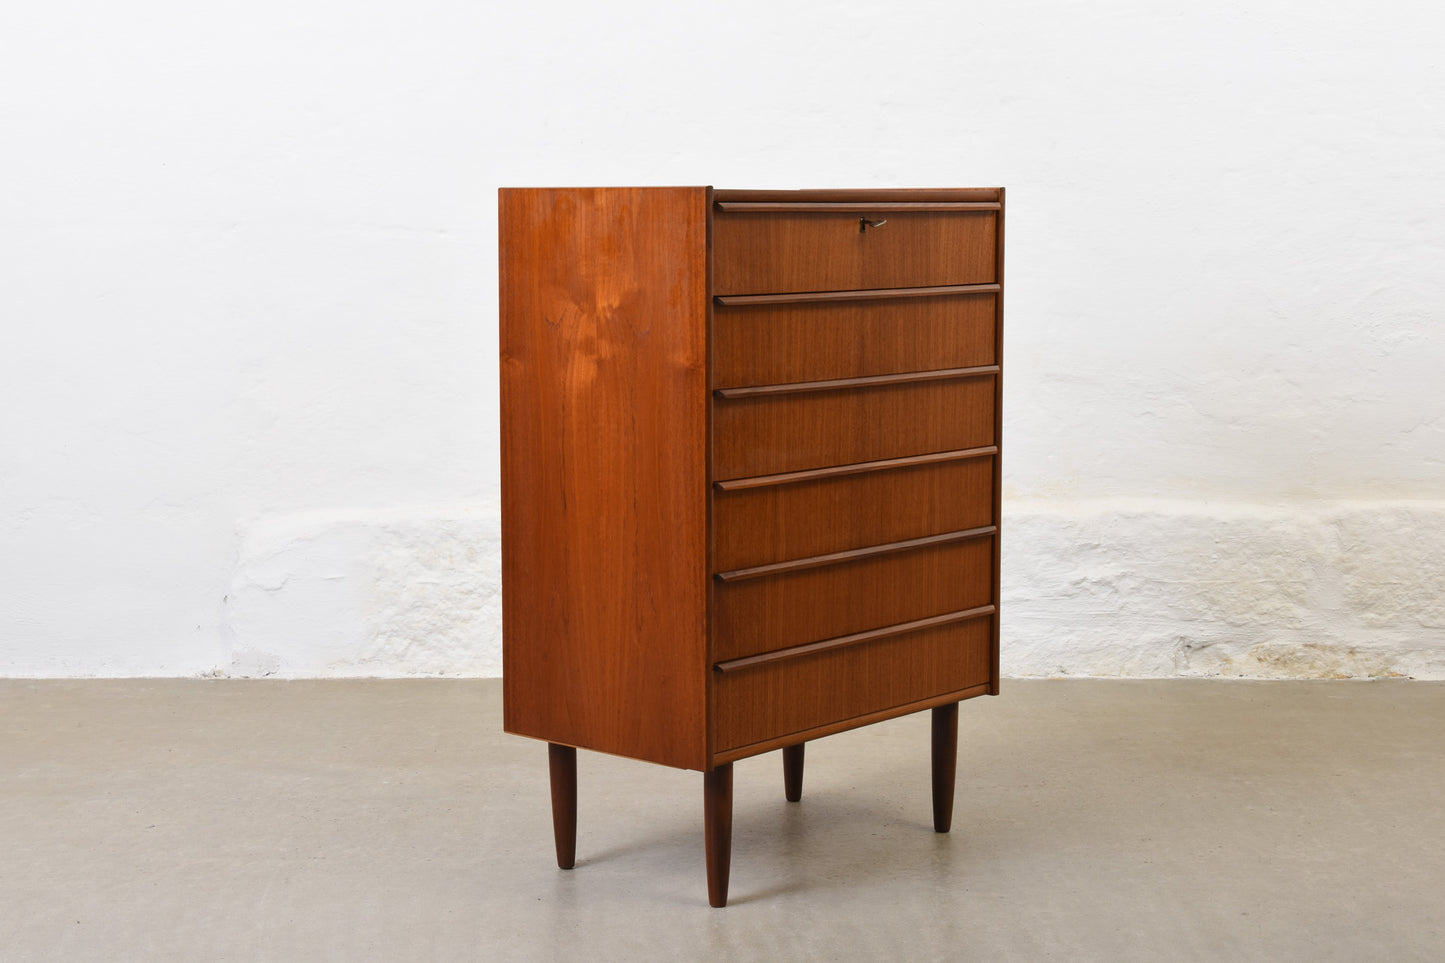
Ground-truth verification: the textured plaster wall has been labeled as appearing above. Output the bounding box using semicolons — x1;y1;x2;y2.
2;1;1441;677
1004;502;1445;678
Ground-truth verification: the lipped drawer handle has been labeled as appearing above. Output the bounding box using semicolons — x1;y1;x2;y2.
859;216;888;233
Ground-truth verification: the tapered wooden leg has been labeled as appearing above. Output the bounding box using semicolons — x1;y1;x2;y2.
548;743;577;869
782;743;805;802
704;763;733;907
931;702;959;833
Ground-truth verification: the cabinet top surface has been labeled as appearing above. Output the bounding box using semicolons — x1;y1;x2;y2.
713;188;1001;203
499;187;1002;202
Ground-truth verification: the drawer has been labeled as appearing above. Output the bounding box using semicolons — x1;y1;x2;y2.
713;616;993;753
713;211;997;296
713;454;994;572
712;375;995;481
714;290;996;389
713;532;994;662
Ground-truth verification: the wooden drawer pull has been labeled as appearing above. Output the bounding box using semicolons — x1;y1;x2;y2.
714;605;997;673
715;283;999;307
715;365;998;400
714;446;997;492
715;526;995;583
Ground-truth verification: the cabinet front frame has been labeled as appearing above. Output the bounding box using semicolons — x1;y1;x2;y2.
704;188;1004;767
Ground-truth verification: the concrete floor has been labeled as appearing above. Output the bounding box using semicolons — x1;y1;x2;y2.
1;680;1441;961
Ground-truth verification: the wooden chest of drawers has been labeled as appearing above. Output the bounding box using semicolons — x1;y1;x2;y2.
500;186;1004;906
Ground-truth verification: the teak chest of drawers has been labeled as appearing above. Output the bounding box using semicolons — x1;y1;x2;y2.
500;186;1004;906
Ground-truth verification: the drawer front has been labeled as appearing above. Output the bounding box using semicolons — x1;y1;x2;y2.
713;211;997;296
714;292;996;389
713;534;994;662
714;617;992;753
714;456;994;572
712;376;995;481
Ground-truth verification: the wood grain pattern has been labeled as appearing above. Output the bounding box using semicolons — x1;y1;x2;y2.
500;186;710;771
714;618;993;753
713;211;997;295
713;454;994;571
713;534;995;662
714;291;997;388
713;376;996;480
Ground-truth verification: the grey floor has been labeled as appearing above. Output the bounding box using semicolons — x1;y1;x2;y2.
1;680;1441;961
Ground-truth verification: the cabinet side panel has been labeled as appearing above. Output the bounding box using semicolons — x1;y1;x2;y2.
500;187;709;770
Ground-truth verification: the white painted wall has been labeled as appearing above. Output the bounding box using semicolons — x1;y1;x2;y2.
2;0;1441;677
